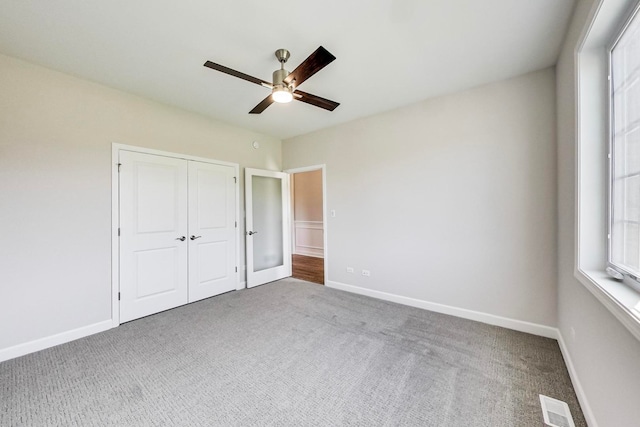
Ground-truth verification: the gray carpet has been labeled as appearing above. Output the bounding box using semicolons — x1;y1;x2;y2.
1;278;585;426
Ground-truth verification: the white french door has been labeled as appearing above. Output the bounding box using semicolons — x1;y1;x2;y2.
245;168;292;288
119;150;237;323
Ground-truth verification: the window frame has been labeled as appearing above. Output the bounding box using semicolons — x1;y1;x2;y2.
574;0;640;343
607;0;640;293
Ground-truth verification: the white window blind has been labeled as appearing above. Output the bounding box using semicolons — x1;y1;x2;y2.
610;6;640;278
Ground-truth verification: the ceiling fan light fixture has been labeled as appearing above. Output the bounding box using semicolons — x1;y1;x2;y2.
272;86;293;103
204;46;339;113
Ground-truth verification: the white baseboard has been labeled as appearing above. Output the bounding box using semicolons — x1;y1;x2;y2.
325;281;599;423
556;332;598;427
326;280;558;339
294;250;324;258
0;320;113;363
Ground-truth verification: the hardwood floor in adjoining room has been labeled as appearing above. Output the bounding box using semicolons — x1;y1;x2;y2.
292;254;324;284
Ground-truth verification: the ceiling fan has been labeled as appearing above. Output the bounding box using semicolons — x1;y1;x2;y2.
204;46;339;114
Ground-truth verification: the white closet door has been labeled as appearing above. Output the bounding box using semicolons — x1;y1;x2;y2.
119;151;188;323
188;161;237;302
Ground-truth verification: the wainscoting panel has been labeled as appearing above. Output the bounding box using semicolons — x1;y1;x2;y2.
294;220;323;258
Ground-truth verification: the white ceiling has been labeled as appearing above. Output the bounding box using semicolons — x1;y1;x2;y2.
0;0;575;140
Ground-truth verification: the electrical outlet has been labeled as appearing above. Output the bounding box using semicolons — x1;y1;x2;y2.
362;269;370;277
346;267;354;273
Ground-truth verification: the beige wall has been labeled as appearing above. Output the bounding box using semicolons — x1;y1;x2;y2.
283;68;558;327
292;170;324;257
293;170;323;222
556;0;640;425
0;53;281;351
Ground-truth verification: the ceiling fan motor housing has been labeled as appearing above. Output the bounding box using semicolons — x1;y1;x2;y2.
273;68;290;88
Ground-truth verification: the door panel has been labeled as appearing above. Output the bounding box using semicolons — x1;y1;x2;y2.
120;151;188;323
135;247;181;297
188;161;237;302
245;168;291;288
197;241;228;281
135;163;182;233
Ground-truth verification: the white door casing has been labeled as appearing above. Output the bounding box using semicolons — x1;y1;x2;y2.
119;151;189;323
245;168;291;288
188;161;237;302
290;169;324;258
285;164;329;285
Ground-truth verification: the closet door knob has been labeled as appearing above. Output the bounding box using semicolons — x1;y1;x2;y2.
176;236;186;241
190;235;202;240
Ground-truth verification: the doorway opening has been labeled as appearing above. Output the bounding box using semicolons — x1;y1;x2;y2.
288;166;326;285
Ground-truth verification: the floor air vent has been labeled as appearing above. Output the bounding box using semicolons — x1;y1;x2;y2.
539;394;575;427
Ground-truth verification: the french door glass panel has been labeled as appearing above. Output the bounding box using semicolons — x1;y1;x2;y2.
252;175;284;272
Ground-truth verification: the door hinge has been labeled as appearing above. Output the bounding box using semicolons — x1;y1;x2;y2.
118;228;120;236
235;266;238;273
118;292;121;301
117;163;122;172
235;221;237;228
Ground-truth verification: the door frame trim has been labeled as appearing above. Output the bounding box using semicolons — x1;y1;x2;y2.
111;143;240;326
285;164;328;285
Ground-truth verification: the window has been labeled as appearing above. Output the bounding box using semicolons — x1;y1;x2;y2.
608;2;640;293
575;0;640;341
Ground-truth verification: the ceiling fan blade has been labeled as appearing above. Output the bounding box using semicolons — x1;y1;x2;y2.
203;61;271;87
294;90;340;111
249;94;275;114
283;46;336;88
